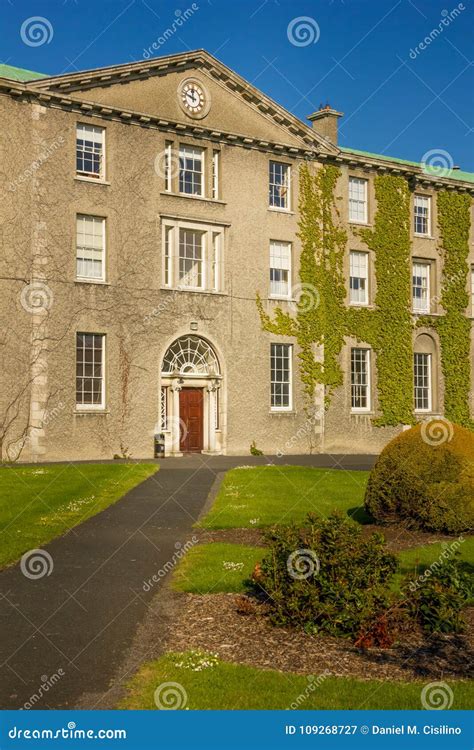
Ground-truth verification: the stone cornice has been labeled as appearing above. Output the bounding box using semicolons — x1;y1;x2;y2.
23;49;339;156
0;79;321;160
1;76;473;193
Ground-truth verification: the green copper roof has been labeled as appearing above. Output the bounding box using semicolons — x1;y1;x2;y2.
340;146;474;184
0;63;46;81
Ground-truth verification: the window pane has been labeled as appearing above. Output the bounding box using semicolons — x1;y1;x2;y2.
349;251;368;304
412;262;430;312
269;161;290;209
349;177;367;223
414;352;431;410
351;348;370;410
76;124;104;178
76;333;104;406
179;228;203;288
76;215;105;280
414;195;430;235
179;146;203;196
271;343;291;408
270;241;291;297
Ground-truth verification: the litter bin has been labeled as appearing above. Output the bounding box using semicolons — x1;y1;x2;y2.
154;433;165;458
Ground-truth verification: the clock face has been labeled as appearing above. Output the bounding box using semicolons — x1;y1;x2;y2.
178;79;210;118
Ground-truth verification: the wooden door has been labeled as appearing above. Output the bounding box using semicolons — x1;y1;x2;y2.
179;388;204;453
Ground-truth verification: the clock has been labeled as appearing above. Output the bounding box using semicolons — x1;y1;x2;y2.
178;78;210;119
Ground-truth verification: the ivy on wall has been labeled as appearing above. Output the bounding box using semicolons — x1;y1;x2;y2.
257;162;473;429
257;163;347;404
419;191;473;428
351;175;414;426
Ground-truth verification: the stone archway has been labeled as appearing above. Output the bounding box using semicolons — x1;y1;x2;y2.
160;336;222;456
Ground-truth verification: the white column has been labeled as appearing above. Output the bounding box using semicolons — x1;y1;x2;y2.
208;385;216;453
170;381;182;456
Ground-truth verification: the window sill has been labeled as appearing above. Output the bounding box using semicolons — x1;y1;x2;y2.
269;295;293;302
160;286;227;297
349;301;370;308
413;234;434;240
75;279;110;286
268;207;294;215
160;191;227;206
75;176;110;186
349;221;371;228
74;409;109;415
269;409;296;415
351;410;374;416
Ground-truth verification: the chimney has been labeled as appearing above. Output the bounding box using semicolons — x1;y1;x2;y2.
307;103;343;145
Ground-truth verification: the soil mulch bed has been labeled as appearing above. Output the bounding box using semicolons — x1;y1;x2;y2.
165;592;473;682
195;525;463;553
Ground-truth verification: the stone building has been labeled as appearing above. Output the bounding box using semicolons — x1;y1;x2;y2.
0;50;473;461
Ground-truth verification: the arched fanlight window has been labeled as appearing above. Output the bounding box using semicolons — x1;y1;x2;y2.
162;336;220;376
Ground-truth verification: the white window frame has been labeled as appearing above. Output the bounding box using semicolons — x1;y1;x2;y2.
161;219;224;293
164;142;172;192
160;385;168;430
179;145;204;197
414;352;432;412
349;250;369;305
350;348;371;413
76;123;105;181
212;150;219;200
414;194;431;237
348;177;368;224
75;333;106;411
269;241;292;299
76;215;106;283
270;343;293;411
269;161;291;211
412;261;431;313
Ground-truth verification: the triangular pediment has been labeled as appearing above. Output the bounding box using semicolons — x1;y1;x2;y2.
29;50;338;155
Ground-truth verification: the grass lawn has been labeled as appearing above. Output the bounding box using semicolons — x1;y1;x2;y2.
172;542;262;594
392;535;474;593
0;462;158;568
173;537;474;595
119;652;473;710
198;466;370;529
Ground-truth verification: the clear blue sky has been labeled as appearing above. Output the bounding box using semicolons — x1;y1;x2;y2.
2;0;473;169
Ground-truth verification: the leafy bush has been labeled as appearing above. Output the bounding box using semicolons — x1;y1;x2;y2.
402;552;473;634
252;514;398;638
364;423;474;534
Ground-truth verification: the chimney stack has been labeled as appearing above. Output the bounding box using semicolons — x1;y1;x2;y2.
307;104;343;145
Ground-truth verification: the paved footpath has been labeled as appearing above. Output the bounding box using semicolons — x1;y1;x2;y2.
0;454;375;709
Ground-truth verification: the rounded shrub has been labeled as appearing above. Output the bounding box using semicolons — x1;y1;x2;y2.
364;423;474;534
